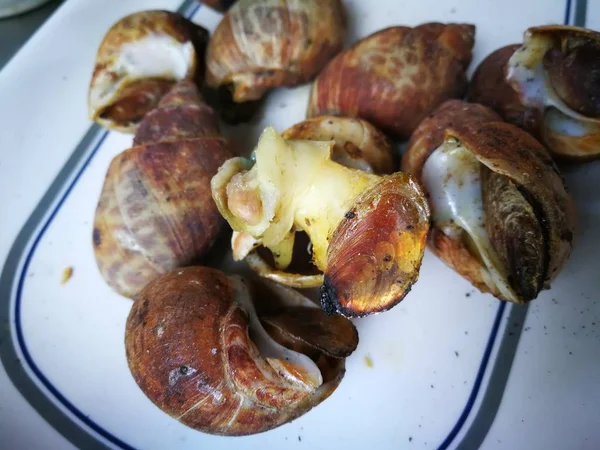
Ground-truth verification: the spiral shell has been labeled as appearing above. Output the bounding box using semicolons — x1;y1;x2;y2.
93;81;233;298
403;100;575;303
308;23;475;139
125;266;357;435
206;0;346;103
88;11;208;133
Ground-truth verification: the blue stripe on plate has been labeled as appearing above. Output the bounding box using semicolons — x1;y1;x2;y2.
7;0;574;448
10;4;202;450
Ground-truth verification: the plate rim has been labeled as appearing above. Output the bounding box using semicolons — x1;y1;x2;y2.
0;0;583;448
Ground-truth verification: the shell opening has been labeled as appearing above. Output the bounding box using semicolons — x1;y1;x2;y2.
421;139;518;302
506;31;600;139
91;35;195;126
228;276;323;391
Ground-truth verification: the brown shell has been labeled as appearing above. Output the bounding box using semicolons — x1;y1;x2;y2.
93;82;233;298
402;99;501;178
283;116;396;174
449;123;574;291
206;0;346;102
125;266;355;435
403;102;575;302
321;172;430;317
542;114;600;161
88;11;209;133
307;23;475;140
197;0;237;11
468;45;541;136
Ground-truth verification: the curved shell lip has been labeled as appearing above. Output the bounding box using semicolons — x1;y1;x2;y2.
526;24;600;38
245;251;324;289
88;70;198;134
282;115;396;174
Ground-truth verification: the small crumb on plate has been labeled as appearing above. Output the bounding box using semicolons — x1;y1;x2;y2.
61;267;74;284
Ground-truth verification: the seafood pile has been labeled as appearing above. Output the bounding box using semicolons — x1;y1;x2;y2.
86;0;594;436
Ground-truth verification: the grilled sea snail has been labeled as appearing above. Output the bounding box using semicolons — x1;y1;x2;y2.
93;81;233;298
308;22;475;140
88;11;209;133
470;26;600;160
403;100;575;303
125;266;358;435
205;0;346;104
212;127;430;317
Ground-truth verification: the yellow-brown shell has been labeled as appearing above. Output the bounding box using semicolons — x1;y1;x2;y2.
321;172;430;317
283;116;396;174
125;266;357;435
93;81;233;298
88;11;208;133
403;100;575;303
206;0;346;102
307;23;475;140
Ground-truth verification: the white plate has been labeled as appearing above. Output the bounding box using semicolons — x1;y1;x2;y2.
0;0;598;449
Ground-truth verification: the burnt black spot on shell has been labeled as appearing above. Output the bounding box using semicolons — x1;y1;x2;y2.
320;277;340;316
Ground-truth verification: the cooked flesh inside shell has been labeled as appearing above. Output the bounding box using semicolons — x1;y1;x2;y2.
421;137;549;303
212;127;430;315
88;10;206;133
506;26;600;158
212;126;380;272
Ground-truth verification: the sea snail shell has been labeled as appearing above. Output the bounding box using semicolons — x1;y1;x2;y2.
206;0;346;103
403;100;576;303
470;25;600;160
125;266;358;435
88;10;209;133
308;22;475;140
212;127;430;317
93;81;233;298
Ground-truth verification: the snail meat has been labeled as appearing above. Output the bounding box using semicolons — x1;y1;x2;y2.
88;11;209;133
403;100;575;303
93;81;233;298
212;126;430;317
125;266;358;435
307;23;475;140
